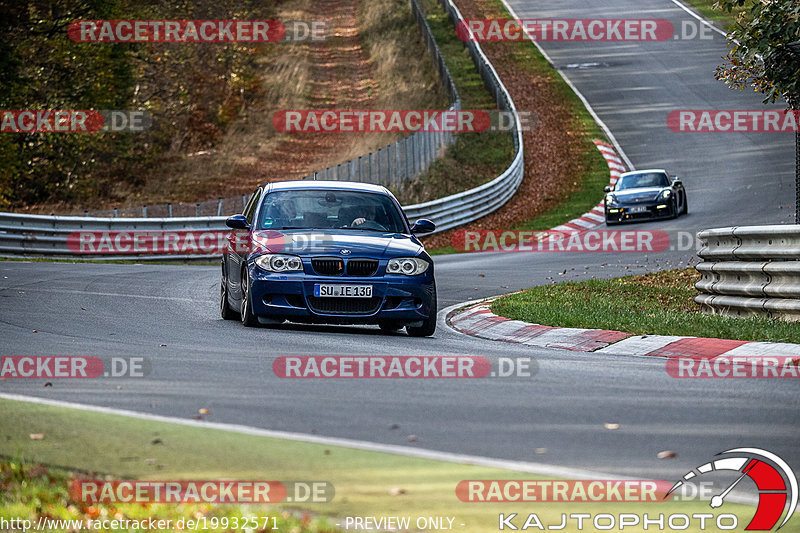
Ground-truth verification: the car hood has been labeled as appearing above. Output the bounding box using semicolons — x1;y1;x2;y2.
612;187;665;203
251;230;425;258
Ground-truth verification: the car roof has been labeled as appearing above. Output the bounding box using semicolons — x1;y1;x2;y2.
265;180;391;195
620;169;668;177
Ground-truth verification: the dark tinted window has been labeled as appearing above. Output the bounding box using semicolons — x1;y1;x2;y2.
616;172;670;190
257;189;406;233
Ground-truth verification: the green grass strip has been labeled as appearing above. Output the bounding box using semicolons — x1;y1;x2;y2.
492;269;800;344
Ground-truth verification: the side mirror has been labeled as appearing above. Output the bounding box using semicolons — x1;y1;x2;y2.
411;219;436;234
672;178;682;186
604;186;612;193
226;214;250;230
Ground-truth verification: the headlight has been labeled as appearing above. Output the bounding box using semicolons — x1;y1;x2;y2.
255;254;303;272
661;190;672;199
605;193;617;204
387;257;429;276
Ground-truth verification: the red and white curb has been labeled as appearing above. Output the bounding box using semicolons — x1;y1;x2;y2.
448;300;800;361
550;140;626;233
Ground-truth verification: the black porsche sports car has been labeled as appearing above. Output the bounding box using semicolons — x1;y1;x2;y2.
603;169;687;225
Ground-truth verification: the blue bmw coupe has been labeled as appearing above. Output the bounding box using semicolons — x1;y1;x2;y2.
220;181;438;336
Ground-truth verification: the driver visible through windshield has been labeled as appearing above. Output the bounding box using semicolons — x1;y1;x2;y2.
258;189;407;233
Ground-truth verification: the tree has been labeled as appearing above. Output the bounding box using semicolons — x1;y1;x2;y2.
714;0;800;223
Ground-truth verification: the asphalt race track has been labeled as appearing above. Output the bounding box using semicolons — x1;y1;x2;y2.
1;0;797;485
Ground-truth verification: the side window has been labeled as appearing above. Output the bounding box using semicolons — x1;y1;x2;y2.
243;187;261;225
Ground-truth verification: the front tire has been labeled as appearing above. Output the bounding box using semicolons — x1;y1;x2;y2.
680;194;688;215
406;286;437;337
240;267;260;327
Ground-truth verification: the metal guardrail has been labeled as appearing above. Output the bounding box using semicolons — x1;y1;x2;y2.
694;225;800;321
0;0;523;258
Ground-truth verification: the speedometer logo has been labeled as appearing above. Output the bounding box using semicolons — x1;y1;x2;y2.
666;448;798;530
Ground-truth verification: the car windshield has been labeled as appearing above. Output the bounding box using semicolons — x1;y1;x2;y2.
616;172;670;190
257;189;407;233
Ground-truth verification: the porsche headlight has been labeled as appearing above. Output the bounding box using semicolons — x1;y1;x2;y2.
661;190;672;199
255;254;303;272
605;193;617;204
387;257;429;276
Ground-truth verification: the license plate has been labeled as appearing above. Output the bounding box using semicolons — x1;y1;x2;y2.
314;284;373;298
629;205;647;214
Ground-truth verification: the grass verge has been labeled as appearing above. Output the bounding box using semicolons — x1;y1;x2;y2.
680;0;750;29
491;268;800;344
0;399;755;532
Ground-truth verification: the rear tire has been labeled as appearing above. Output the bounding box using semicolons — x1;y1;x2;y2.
406;286;437;337
220;264;239;320
240;268;260;327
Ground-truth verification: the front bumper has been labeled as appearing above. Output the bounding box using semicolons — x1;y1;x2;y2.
246;265;435;325
605;201;675;223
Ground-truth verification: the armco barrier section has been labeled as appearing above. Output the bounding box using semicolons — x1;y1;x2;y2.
0;0;524;258
694;225;800;321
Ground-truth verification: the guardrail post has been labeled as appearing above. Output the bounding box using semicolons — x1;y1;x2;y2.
369;151;374;183
412;135;418;176
113;208;118;218
387;144;393;187
168;203;173;217
217;197;223;216
794;130;800;224
142;205;147;217
195;203;200;217
404;137;410;180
